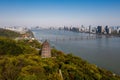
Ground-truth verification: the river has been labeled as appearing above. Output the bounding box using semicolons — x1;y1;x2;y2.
32;29;120;74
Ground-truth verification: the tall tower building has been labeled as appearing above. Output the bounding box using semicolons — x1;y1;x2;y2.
97;26;104;34
108;28;111;34
41;40;51;58
89;25;92;33
105;26;109;34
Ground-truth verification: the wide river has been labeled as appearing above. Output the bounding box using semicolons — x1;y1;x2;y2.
32;29;120;74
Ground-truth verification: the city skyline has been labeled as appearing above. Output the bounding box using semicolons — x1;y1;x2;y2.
0;0;120;27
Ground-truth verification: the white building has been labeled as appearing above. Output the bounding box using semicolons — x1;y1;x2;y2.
4;26;28;34
89;25;92;33
108;28;111;34
117;28;120;34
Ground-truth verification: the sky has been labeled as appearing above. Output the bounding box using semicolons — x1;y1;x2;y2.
0;0;120;27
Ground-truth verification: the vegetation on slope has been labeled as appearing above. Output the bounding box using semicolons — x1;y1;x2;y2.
0;37;38;55
0;51;120;80
26;30;35;38
0;28;40;55
18;39;41;49
0;28;21;38
0;29;120;80
0;38;120;80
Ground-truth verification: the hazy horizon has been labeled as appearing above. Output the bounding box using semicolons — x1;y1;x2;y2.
0;0;120;27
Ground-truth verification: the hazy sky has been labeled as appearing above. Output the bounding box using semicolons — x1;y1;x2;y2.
0;0;120;27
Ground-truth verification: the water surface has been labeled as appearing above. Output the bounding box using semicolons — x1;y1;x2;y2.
32;29;120;74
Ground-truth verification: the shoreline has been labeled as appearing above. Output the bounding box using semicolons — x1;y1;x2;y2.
31;29;120;75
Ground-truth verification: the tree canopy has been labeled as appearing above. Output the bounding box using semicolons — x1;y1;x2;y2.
0;28;21;38
0;29;120;80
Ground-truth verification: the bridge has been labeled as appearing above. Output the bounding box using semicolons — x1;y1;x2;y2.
36;35;116;42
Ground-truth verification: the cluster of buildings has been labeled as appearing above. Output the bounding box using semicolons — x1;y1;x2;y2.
96;26;111;34
3;26;28;34
59;25;120;35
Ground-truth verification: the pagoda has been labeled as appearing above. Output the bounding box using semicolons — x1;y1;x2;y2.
41;40;51;58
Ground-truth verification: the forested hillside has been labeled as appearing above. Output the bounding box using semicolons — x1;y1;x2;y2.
0;29;120;80
0;37;38;55
0;28;21;38
0;49;120;80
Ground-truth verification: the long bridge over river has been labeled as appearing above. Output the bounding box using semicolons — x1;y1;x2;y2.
36;35;118;42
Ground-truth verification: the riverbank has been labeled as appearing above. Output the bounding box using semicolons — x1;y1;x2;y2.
31;29;120;75
0;29;120;79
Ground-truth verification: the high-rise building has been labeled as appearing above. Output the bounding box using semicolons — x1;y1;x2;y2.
105;26;109;34
41;40;51;58
97;26;104;34
117;28;120;34
105;26;112;34
89;25;92;33
108;28;111;34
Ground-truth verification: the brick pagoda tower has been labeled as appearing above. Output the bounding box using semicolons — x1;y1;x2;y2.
41;40;51;58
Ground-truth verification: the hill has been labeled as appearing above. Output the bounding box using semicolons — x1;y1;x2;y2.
0;50;120;80
0;28;21;38
0;38;120;80
0;37;38;55
0;29;120;80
